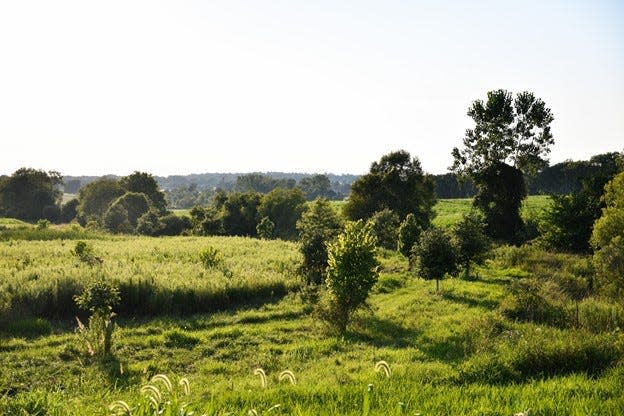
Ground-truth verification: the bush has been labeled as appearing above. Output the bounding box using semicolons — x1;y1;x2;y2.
323;220;379;333
72;241;101;266
397;213;421;258
368;209;400;250
159;214;192;236
411;227;458;291
296;198;342;284
256;216;275;239
74;279;120;357
199;246;224;269
453;211;490;279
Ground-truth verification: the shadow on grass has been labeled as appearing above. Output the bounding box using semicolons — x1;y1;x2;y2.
98;354;133;388
469;275;511;286
441;291;499;310
347;314;420;348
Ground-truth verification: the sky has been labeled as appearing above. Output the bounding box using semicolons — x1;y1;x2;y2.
0;0;622;177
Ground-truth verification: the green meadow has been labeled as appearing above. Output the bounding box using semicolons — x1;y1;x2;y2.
1;196;622;415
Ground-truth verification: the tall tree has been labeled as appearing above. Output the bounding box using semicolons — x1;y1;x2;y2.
298;174;337;200
258;188;307;240
344;150;436;229
0;168;62;221
119;171;167;213
77;179;125;224
452;90;554;241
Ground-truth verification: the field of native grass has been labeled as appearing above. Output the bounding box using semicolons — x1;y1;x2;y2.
1;197;623;415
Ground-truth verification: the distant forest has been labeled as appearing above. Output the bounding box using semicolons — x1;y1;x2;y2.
60;152;621;208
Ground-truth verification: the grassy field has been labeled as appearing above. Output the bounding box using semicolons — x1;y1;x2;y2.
1;195;622;415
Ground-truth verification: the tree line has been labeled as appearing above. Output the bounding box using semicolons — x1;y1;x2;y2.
1;88;622;333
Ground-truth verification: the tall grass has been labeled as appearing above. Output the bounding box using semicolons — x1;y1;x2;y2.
0;236;301;322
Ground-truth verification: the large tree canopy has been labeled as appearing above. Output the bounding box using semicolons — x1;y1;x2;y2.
344;150;436;229
0;168;62;221
451;90;554;241
452;90;554;176
119;171;167;213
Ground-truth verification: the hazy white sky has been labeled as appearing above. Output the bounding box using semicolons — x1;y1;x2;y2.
1;0;622;176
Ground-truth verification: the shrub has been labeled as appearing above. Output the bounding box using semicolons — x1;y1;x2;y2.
159;214;192;236
72;241;101;266
323;220;379;333
256;216;275;239
368;209;400;250
36;219;50;230
199;246;224;269
411;227;458;291
296;198;342;284
74;279;120;357
452;211;490;279
397;213;421;258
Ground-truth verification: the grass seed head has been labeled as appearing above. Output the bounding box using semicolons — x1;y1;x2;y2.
179;377;191;396
254;368;267;388
108;400;131;415
278;370;297;385
140;384;162;403
151;374;173;393
374;360;391;378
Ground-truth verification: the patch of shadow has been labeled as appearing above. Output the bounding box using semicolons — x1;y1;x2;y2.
236;309;305;325
347;315;420;348
442;291;499;310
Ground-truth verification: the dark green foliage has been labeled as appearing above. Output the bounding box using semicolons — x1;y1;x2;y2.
217;191;261;237
368;209;400;250
0;168;62;221
344;150;436;227
324;220;379;332
397;213;422;258
432;173;475;198
592;171;624;297
528;152;623;195
256;216;275;239
473;162;527;241
159;213;192;236
453;211;490;278
235;173;296;193
136;209;165;236
61;198;79;223
541;161;622;253
297;198;343;284
258;188;307;240
452;90;554;241
198;207;223;236
108;192;150;228
298;174;337;200
119;171;167;212
412;227;457;291
77;179;125;224
42;204;61;222
74;279;120;314
103;203;133;234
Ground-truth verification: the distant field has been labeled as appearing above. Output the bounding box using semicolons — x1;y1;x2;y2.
433;195;552;228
